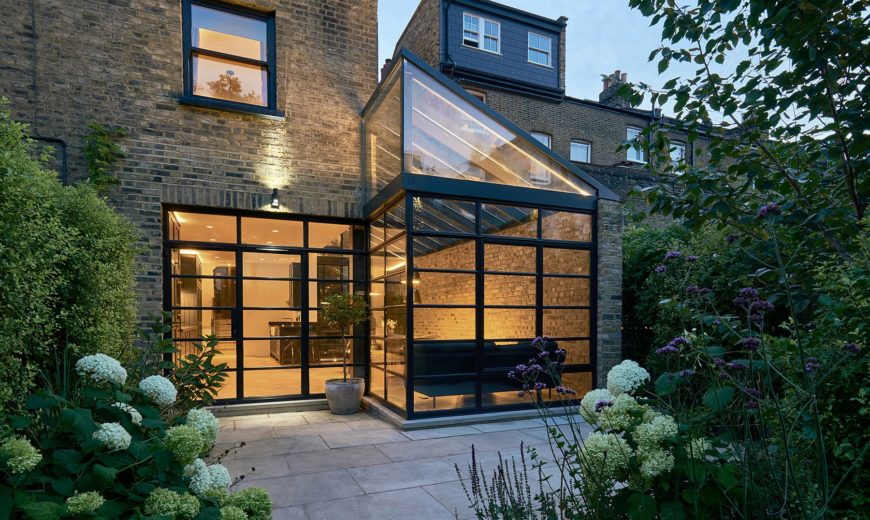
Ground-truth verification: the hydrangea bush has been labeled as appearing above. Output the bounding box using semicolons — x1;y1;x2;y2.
0;353;271;519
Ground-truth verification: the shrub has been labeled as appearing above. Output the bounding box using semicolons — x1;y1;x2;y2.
0;99;137;411
0;352;270;518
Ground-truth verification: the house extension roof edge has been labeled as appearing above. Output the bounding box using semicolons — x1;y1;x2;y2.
398;47;621;202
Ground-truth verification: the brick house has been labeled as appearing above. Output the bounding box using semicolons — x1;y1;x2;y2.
0;0;624;422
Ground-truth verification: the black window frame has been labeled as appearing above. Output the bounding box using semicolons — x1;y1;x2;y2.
180;0;282;117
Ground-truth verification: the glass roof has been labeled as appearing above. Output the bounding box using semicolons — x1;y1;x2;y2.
363;52;600;200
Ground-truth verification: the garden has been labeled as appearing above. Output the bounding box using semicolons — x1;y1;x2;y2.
458;0;868;519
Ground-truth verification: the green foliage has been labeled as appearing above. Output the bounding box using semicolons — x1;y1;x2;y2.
0;99;138;412
83;123;126;194
320;293;368;381
0;352;269;519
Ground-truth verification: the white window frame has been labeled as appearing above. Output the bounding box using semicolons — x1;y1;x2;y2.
530;132;552;148
527;32;552;67
529;132;552;185
466;90;486;104
462;12;500;54
626;127;646;163
670;141;686;165
570;141;591;163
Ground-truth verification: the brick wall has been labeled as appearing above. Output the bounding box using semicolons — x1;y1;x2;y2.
0;0;378;320
392;0;440;65
596;198;623;386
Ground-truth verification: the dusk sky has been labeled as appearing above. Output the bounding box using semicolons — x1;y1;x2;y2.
377;0;683;112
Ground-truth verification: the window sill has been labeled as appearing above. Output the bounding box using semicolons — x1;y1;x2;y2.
179;95;285;120
527;60;553;69
461;43;502;56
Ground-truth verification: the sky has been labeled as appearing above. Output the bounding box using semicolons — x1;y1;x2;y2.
378;0;685;111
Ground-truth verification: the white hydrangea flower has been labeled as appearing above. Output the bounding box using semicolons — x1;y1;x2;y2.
93;422;132;451
185;458;231;496
581;432;632;480
606;360;650;396
632;414;678;449
639;448;675;479
139;375;178;407
597;394;647;431
685;437;712;460
113;402;142;425
75;354;127;386
578;388;614;424
186;408;219;451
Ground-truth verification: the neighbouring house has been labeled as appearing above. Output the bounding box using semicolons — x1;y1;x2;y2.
0;0;627;421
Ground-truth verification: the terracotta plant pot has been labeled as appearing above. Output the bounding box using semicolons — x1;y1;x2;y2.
324;378;364;415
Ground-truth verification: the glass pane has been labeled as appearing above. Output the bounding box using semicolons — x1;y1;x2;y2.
546;371;593;400
310;366;364;394
171;273;236;307
370;247;386;280
171;308;232;340
543;248;591;275
413;235;475;270
483;340;536;369
241;218;302;247
370;214;385;249
413;341;476;376
174;340;237;368
481;204;538;238
484;308;535;339
370;338;386;367
484;243;536;273
385;240;406;274
481;371;526;407
404;60;594;195
370;283;385;310
413;375;475;412
242;279;298;308
371;310;385;337
254;337;301;366
556;340;590;365
543;309;590;338
309;338;350;365
412;198;476;233
309;253;354;281
243;369;302;398
365;73;403;195
370;367;386;398
415;272;475;305
168;212;236;243
217;370;237;400
242;253;302;279
543;277;590;307
192;55;267;107
385;276;407;307
309;314;351;337
484;274;535;306
309;223;356;250
385;202;406;242
242;310;302;338
386;372;406;410
309;281;351;307
385;306;407;337
541;211;592;241
414;308;475;341
191;4;267;60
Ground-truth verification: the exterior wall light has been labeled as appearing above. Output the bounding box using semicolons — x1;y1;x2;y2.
271;188;280;208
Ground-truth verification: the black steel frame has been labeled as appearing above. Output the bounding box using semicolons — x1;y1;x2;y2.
180;0;281;117
162;204;367;404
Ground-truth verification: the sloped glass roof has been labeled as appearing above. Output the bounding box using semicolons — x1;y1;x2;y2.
362;51;609;201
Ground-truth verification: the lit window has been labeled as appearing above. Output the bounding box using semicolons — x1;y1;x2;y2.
570;141;591;163
671;142;686;165
462;13;500;54
184;0;276;111
528;32;552;67
626;127;645;163
531;132;552;148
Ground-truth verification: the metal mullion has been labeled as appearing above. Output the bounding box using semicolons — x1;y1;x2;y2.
191;47;268;68
474;201;483;411
590;209;599;389
301;223;310;396
404;194;414;418
411;230;476;240
413;304;476;309
480;305;537;310
482;270;537;277
536;242;544;342
239;276;303;282
541;273;593;279
171;306;236;311
170;274;235;280
413;267;476;274
235;216;244;400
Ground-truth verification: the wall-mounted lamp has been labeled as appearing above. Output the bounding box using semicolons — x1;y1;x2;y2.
271;188;280;208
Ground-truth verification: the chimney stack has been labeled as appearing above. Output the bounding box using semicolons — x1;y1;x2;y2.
599;70;631;108
380;58;393;83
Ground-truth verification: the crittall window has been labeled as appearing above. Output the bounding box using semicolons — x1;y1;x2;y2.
182;0;278;114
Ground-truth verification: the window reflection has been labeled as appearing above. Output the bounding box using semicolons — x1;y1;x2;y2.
168;212;236;243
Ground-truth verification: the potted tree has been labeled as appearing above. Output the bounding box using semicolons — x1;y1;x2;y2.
320;292;369;414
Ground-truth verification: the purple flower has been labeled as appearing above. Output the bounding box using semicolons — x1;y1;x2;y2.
757;202;782;219
555;385;576;395
804;357;821;373
517;391;525;397
734;287;760;307
726;234;739;244
844;342;861;355
686;285;712;297
745;400;759;410
713;319;722;326
594;400;613;412
655;345;679;355
686;255;699;262
751;300;774;313
664;251;682;261
507;371;516;379
680;368;696;378
669;337;691;348
727;361;748;370
654;265;667;274
740;337;761;351
713;358;727;367
743;387;762;399
749;313;762;323
534;382;547;391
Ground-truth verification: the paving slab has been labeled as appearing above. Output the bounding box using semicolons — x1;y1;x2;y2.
226;434;329;460
286;445;392;475
423;481;477;520
374;437;471;462
399;425;482;440
239;469;364;508
271;506;309;520
320;428;408;448
347;459;459;493
305;488;454;520
273;422;354;438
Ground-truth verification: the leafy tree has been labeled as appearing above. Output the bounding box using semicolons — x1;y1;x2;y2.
320;293;368;381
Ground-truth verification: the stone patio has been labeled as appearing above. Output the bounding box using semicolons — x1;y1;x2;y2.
214;409;584;519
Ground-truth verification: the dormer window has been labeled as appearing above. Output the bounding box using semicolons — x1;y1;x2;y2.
463;13;500;54
528;32;552;67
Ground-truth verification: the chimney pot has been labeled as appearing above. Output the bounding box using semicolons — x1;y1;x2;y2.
599;69;632;108
380;58;393;82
